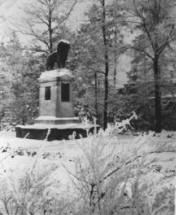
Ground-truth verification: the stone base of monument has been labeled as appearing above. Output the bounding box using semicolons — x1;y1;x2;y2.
35;116;81;125
15;121;100;141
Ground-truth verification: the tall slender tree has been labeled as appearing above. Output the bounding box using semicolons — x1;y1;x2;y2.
100;0;110;129
70;1;124;127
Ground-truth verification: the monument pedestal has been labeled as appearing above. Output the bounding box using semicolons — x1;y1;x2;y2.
15;123;99;141
35;116;81;125
16;69;99;141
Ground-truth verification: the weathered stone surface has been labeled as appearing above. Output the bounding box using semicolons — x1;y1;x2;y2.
37;69;75;119
35;116;81;125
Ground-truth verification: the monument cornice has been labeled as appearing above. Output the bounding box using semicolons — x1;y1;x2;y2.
39;68;74;83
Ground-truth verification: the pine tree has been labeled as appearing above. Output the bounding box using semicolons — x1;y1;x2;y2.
0;34;42;125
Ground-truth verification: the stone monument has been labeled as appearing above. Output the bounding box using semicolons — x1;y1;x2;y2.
16;40;99;141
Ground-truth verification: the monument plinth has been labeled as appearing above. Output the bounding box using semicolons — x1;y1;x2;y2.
16;40;99;141
35;68;80;125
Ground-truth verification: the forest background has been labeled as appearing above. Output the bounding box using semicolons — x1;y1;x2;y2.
0;0;176;132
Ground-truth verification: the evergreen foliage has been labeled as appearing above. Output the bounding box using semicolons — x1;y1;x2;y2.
0;34;43;126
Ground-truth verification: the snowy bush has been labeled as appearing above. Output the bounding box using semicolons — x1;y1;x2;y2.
0;158;71;215
0;131;175;215
66;133;175;215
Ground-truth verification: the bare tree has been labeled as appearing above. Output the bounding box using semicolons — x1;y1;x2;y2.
126;0;176;132
15;0;77;54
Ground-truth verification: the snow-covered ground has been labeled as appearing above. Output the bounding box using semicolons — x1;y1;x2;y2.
0;130;175;214
0;131;175;185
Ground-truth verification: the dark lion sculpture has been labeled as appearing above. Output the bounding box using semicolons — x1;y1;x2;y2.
46;40;70;70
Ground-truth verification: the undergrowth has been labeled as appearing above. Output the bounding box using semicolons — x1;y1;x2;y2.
0;128;175;215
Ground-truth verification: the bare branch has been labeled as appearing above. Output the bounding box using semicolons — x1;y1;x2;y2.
133;0;155;51
129;45;154;60
157;27;176;56
12;0;77;53
57;0;78;25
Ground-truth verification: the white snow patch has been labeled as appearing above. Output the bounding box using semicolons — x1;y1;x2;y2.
39;69;73;81
59;39;70;44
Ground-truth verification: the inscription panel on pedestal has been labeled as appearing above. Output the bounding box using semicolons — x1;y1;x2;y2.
61;82;70;102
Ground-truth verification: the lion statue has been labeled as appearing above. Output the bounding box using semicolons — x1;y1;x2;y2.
46;40;70;70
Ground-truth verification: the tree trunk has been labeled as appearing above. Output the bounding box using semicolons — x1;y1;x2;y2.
153;57;162;132
104;70;109;130
94;71;98;118
48;8;53;53
113;50;117;88
101;0;109;130
113;0;118;88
